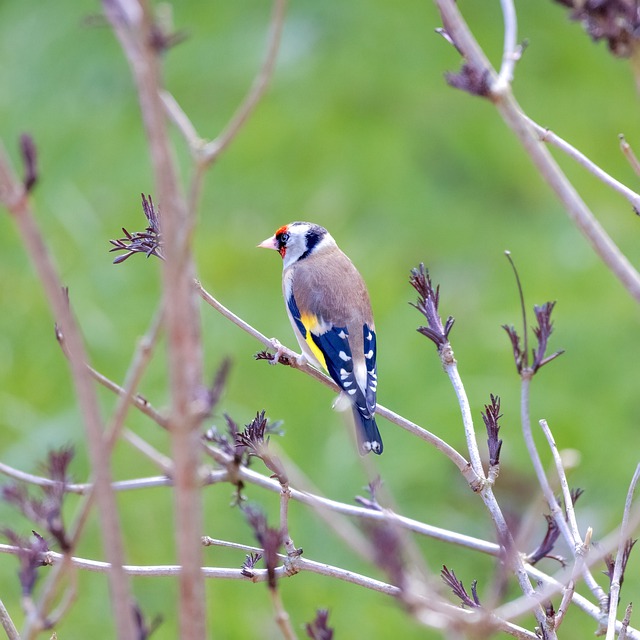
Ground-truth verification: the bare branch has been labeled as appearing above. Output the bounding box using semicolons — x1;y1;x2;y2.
526;118;640;213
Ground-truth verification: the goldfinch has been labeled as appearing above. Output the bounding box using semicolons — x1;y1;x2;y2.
258;222;382;455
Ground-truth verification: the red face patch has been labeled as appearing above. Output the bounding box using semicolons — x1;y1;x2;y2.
274;225;289;258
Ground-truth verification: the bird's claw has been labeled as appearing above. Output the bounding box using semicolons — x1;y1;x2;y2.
268;338;285;366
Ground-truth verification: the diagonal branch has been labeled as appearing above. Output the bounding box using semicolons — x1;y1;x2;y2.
0;142;137;640
201;0;287;164
435;0;640;304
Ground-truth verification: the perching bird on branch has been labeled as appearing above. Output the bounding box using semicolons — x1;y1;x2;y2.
259;222;382;455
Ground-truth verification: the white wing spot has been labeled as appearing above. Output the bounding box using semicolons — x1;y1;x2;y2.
366;332;373;341
339;351;351;362
364;349;374;359
348;389;357;395
342;380;353;387
338;330;347;339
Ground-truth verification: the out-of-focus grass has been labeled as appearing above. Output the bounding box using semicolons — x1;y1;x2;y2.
1;1;639;637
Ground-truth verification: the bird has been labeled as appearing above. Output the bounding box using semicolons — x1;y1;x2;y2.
258;221;382;455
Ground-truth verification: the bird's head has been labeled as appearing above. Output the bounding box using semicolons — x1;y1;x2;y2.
258;221;332;268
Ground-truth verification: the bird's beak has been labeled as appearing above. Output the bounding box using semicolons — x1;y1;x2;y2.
257;235;278;250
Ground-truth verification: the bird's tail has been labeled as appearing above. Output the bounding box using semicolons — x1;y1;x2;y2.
352;407;383;455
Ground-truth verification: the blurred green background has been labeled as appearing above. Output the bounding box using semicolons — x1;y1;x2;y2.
1;1;640;637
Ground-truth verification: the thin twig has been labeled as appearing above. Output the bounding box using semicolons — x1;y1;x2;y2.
0;598;20;640
494;0;518;93
0;460;174;494
620;134;640;179
122;429;174;474
620;603;634;640
443;361;485;482
538;420;581;547
554;579;575;630
161;89;202;150
201;0;287;164
526;117;640;213
605;463;640;640
87;363;169;429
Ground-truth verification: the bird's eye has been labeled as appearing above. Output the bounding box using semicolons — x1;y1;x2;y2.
279;232;290;245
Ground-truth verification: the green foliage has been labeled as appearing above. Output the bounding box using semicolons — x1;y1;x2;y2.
1;1;640;638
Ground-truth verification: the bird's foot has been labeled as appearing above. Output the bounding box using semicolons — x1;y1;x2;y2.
255;339;306;368
268;338;285;366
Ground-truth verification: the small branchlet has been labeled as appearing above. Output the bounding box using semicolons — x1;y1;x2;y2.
109;194;163;264
235;410;287;484
19;133;38;193
354;476;383;511
621;602;634;639
1;446;74;551
132;602;163;640
554;0;640;58
409;263;454;351
441;565;481;608
503;253;563;375
502;324;525;373
2;530;50;596
240;552;263;579
527;515;564;566
531;302;564;372
435;27;462;54
305;609;334;640
445;63;491;97
604;538;637;603
481;394;503;467
243;506;283;590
